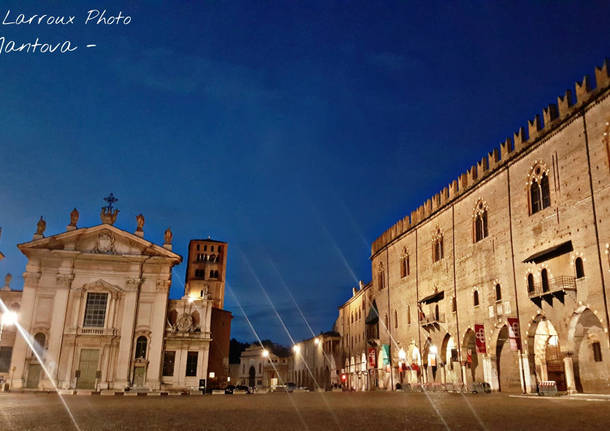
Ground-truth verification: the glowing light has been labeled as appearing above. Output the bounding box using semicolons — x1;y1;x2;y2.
314;338;320;345
430;345;438;355
293;344;301;354
262;349;269;358
548;335;558;346
227;377;231;382
1;311;18;326
209;371;215;378
187;296;195;303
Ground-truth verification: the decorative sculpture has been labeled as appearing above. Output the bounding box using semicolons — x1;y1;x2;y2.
164;227;173;244
69;208;79;227
100;193;119;225
36;216;46;236
136;214;145;232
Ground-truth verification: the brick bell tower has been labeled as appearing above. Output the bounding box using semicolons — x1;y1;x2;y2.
184;238;232;386
184;239;227;308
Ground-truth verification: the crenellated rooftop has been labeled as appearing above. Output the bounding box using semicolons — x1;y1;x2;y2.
371;59;610;258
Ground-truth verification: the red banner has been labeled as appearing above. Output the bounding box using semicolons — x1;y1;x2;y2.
474;324;486;354
368;348;376;368
507;318;522;351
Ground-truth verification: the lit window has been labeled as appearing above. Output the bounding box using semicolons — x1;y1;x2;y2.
83;292;108;328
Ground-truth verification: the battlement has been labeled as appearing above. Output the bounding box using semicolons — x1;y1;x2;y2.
371;59;610;257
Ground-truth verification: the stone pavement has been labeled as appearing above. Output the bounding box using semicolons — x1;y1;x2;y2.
1;391;608;430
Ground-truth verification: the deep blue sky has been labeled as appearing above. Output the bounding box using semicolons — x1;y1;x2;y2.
1;1;609;346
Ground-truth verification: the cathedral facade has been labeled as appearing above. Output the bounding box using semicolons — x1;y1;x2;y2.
0;206;230;392
337;60;610;394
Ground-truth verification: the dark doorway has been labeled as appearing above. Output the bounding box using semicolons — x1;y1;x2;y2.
249;366;256;387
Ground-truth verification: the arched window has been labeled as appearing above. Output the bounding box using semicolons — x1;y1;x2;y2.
575;257;585;279
377;263;385;290
33;333;46;357
541;269;549;292
432;229;444;262
135;336;147;359
168;309;178;326
473;201;489;242
529;164;551;215
495;284;502;301
473;290;480;307
527;273;535;293
452;297;457;312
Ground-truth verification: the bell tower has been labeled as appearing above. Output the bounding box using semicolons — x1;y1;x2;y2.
184;239;227;309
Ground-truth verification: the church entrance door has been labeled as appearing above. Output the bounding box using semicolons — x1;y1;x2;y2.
76;349;99;389
26;364;41;388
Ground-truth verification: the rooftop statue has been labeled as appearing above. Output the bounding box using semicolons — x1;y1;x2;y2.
69;208;79;227
164;227;173;244
36;216;46;236
136;213;145;232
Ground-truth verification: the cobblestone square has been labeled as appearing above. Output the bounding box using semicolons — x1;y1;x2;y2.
0;392;608;431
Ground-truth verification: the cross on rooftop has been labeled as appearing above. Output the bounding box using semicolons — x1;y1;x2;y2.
103;193;118;211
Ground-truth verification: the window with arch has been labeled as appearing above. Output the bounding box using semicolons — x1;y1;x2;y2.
527;273;535;293
541;269;550;292
452;296;457;312
400;248;410;278
135;336;147;359
377;263;385;290
33;332;46;357
495;284;502;301
473;290;480;307
575;257;585;279
528;163;551;215
432;229;444;262
473;200;489;242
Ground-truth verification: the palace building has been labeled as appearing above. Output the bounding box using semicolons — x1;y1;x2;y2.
337;60;610;394
0;202;231;392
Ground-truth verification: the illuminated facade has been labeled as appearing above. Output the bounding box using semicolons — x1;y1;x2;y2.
338;60;610;393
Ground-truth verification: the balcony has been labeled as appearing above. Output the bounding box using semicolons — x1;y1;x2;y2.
77;327;119;336
528;276;576;306
420;312;445;329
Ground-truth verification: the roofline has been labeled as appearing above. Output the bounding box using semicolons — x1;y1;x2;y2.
188;238;227;244
17;224;183;262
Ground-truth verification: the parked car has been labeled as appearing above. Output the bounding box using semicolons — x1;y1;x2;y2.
285;382;296;393
225;385;235;394
235;385;251;394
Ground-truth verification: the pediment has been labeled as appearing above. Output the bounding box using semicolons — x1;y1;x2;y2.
18;224;181;261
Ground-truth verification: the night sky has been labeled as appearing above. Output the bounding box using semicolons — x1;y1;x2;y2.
1;1;609;346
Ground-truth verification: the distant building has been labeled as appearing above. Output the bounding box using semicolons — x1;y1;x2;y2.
289;332;341;390
235;343;290;389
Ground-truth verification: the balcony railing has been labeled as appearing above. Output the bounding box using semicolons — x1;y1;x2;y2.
528;276;576;301
419;313;445;326
77;327;119;336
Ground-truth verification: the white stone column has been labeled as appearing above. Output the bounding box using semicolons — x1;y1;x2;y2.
563;355;576;393
146;289;168;391
47;275;71;384
115;288;138;388
10;273;39;389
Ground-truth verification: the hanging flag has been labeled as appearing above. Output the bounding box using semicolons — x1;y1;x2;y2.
382;344;391;366
368;347;377;368
507;318;522;351
474;324;487;353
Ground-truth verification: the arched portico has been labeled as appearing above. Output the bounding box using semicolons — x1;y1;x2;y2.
494;325;521;392
463;329;483;384
567;306;609;393
526;316;566;391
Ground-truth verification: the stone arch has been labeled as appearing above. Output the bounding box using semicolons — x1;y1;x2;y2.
567;306;609;393
526;315;566;391
441;333;459;384
495;324;521;392
463;329;483;384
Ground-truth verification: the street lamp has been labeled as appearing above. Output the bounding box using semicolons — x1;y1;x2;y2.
292;344;300;354
314;337;320;346
261;349;269;358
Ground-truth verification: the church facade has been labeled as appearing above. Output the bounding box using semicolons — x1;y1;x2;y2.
337;60;610;394
0;205;230;392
